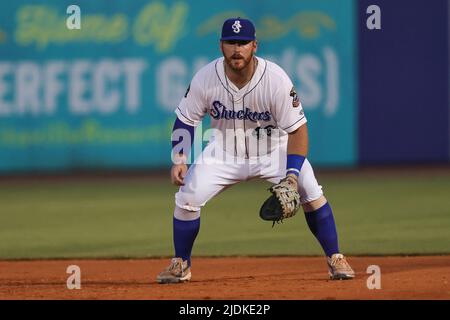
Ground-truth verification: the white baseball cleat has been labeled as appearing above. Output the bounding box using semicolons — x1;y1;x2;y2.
156;257;191;284
327;253;355;280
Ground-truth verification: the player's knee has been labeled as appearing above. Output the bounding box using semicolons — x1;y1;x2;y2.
301;195;327;212
175;191;204;212
174;205;200;221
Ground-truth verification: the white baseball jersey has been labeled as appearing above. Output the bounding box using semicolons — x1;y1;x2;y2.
175;56;307;158
173;56;323;215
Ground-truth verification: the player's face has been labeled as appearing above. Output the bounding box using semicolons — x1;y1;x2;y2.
221;40;257;72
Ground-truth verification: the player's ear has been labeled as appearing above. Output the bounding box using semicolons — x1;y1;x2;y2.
253;40;258;53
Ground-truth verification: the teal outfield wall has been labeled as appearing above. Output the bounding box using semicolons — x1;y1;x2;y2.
0;0;357;172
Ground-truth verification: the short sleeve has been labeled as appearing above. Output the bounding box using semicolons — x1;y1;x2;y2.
175;75;207;127
272;74;307;133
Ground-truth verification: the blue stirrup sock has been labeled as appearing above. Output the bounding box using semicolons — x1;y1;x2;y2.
304;202;339;257
173;217;200;267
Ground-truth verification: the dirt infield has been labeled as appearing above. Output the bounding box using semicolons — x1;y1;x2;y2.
0;256;449;300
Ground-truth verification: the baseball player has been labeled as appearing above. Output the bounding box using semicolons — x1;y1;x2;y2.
157;17;355;283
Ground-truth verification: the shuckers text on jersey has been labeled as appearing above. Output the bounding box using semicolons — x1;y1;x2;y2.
210;100;271;122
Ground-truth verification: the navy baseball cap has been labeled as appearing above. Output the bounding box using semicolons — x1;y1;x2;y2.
220;17;256;41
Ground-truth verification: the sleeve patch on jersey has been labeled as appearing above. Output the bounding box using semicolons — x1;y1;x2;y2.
290;86;300;108
184;84;191;98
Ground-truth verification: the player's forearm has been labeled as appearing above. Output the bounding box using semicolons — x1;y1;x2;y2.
286;124;308;177
171;117;195;164
287;124;308;156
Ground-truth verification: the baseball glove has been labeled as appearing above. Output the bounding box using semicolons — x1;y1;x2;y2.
260;175;301;227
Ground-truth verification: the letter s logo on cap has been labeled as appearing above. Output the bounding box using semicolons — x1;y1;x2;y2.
232;20;242;33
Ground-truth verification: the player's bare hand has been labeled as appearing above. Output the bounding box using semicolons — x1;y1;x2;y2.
171;164;187;186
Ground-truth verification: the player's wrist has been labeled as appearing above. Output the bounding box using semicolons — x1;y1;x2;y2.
286;173;298;180
172;153;188;165
286;154;306;177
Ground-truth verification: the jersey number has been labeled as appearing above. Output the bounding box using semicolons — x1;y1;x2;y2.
254;125;275;139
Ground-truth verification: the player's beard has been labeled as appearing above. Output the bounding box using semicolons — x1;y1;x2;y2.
224;53;254;73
